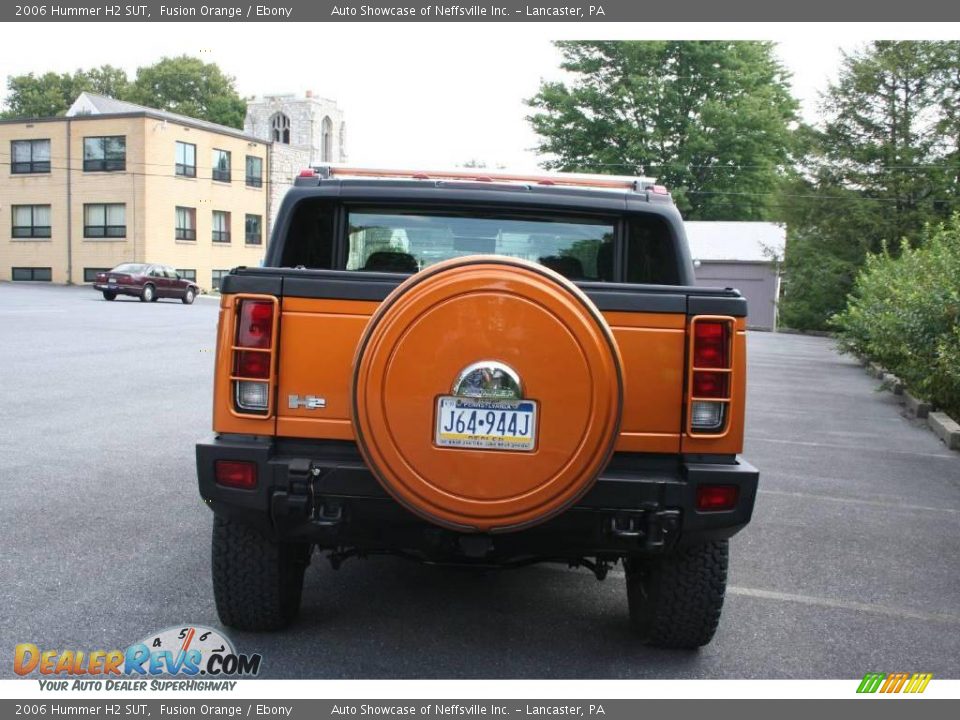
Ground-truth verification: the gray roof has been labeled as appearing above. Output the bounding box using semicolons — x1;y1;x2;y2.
65;92;263;143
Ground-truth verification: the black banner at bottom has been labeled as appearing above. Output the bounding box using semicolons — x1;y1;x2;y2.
1;700;958;720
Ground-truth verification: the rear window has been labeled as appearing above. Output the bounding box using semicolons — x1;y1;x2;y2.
112;263;147;274
346;210;613;280
277;200;682;285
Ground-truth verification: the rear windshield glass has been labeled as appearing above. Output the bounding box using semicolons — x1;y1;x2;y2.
111;263;147;273
346;211;614;280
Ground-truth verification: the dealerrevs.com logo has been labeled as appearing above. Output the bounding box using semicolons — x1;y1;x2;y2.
14;625;261;691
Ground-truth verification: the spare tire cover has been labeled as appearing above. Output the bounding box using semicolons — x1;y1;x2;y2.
351;256;623;532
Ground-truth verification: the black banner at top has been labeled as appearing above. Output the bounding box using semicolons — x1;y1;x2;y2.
4;0;960;22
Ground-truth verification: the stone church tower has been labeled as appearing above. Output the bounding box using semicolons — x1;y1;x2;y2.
244;91;347;235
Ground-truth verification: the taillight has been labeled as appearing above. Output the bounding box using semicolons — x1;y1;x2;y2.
693;321;728;368
688;317;734;435
237;300;274;349
230;296;277;416
234;350;270;379
215;460;257;489
696;484;738;511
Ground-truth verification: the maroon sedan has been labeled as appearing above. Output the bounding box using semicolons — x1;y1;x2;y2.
93;263;199;304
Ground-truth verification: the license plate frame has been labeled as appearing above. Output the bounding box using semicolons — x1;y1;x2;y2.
435;396;538;451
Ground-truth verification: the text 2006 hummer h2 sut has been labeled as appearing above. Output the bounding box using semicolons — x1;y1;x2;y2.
197;166;759;648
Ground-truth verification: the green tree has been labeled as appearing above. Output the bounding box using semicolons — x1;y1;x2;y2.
2;57;246;128
779;41;960;329
1;65;129;118
127;56;246;128
526;41;799;220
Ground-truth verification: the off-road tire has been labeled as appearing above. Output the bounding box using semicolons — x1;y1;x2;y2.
211;515;311;631
140;284;155;303
182;287;196;305
102;291;116;301
625;540;728;649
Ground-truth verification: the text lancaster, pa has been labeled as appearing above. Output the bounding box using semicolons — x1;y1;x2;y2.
329;5;605;17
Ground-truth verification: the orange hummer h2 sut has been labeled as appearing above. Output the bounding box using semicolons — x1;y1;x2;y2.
197;166;759;648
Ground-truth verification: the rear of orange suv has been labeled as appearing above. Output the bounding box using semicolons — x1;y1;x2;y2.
197;167;758;648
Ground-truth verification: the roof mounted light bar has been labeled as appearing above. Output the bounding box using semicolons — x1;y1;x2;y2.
303;164;665;194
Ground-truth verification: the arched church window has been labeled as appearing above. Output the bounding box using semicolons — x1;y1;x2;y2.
321;116;333;162
271;113;290;144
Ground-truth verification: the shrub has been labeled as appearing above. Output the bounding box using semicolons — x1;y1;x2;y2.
832;216;960;418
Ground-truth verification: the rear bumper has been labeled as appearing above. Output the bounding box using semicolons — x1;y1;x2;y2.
196;436;758;563
94;283;139;294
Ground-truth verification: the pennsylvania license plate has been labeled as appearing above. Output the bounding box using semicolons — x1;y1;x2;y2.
435;396;538;451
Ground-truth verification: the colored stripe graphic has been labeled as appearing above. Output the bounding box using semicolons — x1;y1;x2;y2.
857;673;886;693
857;672;932;694
904;673;934;694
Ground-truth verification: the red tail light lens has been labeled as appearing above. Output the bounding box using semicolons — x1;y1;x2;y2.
693;371;728;398
215;460;257;489
235;350;271;379
237;300;274;349
696;484;738;511
693;321;728;368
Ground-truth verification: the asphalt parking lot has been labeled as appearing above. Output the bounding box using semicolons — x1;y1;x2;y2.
1;282;958;679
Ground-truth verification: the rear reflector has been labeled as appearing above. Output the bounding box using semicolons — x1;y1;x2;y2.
696;484;738;511
215;460;257;489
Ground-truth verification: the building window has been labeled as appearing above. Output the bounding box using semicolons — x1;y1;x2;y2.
11;139;51;174
211;269;229;291
12;205;51;238
212;211;231;243
245;214;263;245
271;113;290;144
11;267;52;281
175;141;196;177
83;203;126;238
83;267;110;282
321;116;333;162
83;136;126;172
212;149;231;182
245;155;263;188
176;268;196;282
175;206;196;241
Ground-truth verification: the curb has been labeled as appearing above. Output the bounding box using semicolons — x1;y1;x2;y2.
881;373;904;395
855;354;959;453
903;391;932;419
928;412;960;451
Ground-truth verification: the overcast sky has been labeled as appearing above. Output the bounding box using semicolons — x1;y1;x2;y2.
2;23;957;171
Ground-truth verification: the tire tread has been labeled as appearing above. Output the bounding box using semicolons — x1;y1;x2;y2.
626;540;728;649
211;515;309;631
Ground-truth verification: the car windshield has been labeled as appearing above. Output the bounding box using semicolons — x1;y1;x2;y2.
112;263;148;274
346;211;615;280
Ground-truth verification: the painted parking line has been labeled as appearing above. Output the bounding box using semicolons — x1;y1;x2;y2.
748;435;957;460
757;488;960;516
725;586;960;626
542;565;960;625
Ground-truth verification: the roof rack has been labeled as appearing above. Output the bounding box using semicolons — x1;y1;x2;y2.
302;164;667;194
